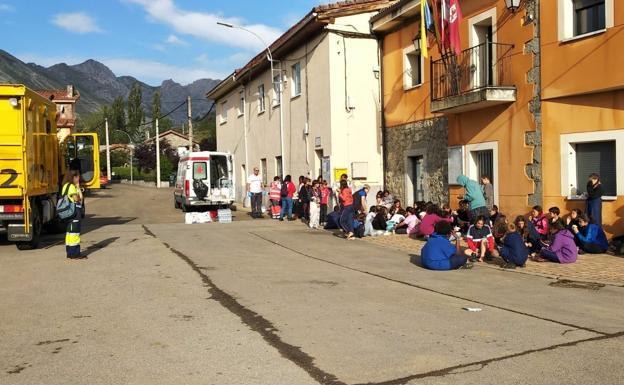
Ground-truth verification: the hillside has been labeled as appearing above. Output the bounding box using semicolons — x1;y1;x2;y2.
0;50;219;124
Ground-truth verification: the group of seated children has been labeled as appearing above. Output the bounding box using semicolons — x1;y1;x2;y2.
421;204;609;271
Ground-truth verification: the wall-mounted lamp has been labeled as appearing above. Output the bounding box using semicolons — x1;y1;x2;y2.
504;0;521;12
412;33;422;51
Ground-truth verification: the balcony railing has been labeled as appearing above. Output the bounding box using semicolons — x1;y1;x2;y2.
431;42;515;102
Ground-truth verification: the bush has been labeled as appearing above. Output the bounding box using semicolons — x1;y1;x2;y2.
112;166;155;182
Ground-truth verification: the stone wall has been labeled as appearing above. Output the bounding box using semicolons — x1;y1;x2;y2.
525;0;543;207
384;117;449;205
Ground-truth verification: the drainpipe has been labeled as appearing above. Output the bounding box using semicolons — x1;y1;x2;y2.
378;37;387;191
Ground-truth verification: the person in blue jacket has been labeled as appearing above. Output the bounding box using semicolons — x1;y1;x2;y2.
499;222;529;268
421;221;473;271
571;214;609;254
456;175;488;222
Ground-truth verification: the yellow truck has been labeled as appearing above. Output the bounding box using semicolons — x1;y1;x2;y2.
0;84;100;249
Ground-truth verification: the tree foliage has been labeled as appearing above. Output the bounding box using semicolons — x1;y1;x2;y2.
127;83;145;141
134;138;179;175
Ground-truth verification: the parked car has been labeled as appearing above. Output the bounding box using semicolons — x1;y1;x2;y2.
100;174;109;188
173;151;235;212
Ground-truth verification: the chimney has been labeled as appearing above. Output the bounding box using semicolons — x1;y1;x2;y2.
66;85;75;97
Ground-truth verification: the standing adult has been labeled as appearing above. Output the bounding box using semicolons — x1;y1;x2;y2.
480;175;494;210
352;184;370;216
247;167;264;218
279;175;296;221
63;170;84;259
586;173;603;226
338;180;355;239
456;175;488;222
333;173;350;208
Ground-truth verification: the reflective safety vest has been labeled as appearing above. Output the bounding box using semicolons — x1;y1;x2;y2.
269;182;282;201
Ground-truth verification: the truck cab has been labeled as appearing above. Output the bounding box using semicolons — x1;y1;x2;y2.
173;151;235;211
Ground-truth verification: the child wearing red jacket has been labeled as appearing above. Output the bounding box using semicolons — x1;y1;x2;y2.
464;216;498;262
320;181;330;225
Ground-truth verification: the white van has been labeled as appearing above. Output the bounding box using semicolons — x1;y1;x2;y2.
173;151;235;211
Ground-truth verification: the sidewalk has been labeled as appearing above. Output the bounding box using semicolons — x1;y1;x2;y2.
365;234;624;287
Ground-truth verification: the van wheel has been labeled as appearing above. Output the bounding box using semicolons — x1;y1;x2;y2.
16;203;42;250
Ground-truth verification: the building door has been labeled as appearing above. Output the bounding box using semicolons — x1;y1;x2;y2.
315;150;324;179
472;18;494;88
473;149;494;184
409;155;424;203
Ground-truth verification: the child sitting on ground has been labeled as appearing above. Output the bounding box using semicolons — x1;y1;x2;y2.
395;207;420;235
421;221;473;271
465;215;498;262
571;214;609;254
499;222;529;269
372;206;388;236
529;205;549;241
324;206;341;230
534;221;577;264
353;213;366;238
364;206;378;237
548;207;566;228
387;209;406;232
492;215;508;246
418;205;453;238
489;205;502;227
565;208;582;231
453;200;471;235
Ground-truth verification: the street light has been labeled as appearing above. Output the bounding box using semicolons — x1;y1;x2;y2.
114;130;134;185
504;0;521;12
216;21;286;179
413;33;422;51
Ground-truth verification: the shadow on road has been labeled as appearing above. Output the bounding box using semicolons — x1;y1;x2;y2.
82;237;120;257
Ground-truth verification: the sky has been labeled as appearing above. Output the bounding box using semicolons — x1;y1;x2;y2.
0;0;325;85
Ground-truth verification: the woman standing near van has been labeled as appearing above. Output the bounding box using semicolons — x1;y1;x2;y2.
63;170;84;259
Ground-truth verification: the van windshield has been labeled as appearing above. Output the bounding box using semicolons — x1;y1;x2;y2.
210;156;229;188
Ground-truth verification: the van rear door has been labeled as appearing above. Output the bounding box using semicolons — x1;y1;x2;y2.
190;160;209;199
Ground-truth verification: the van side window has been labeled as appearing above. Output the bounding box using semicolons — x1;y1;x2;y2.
193;162;207;180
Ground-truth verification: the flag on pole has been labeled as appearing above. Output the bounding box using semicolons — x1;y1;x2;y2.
440;0;449;47
421;0;433;58
420;0;428;58
448;0;463;55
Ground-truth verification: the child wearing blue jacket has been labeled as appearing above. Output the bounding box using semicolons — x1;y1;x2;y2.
421;221;473;271
499;223;529;269
571;214;608;254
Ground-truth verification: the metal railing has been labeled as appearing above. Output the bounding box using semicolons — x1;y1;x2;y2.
430;42;515;102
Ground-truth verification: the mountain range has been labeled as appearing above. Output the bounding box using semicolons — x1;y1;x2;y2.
0;50;220;124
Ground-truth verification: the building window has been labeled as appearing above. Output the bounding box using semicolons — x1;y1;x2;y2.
291;62;301;97
560;130;623;198
558;0;612;40
261;158;268;186
275;156;283;178
219;101;227;124
258;84;266;113
574;0;606;36
273;74;281;106
574;141;616;196
238;91;245;117
403;46;422;90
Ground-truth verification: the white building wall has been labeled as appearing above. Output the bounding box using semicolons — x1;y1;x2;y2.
217;13;383;205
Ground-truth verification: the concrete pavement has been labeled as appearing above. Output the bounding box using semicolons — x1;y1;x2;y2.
1;184;623;384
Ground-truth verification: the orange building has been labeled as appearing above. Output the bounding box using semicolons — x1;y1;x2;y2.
372;0;623;236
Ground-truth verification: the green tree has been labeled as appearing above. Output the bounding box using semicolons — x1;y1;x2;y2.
127;83;145;141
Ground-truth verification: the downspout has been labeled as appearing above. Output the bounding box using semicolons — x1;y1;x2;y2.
378;37;387;191
305;39;310;168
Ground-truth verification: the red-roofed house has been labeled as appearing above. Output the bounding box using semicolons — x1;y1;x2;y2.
36;85;80;140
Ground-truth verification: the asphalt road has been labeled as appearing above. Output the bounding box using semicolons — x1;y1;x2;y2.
1;184;623;385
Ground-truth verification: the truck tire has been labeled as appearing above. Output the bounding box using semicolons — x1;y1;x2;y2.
16;202;42;250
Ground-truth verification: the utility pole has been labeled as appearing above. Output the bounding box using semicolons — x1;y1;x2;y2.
155;118;161;188
105;118;111;180
187;96;194;152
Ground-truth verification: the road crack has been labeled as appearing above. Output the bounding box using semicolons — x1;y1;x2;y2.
141;225;344;385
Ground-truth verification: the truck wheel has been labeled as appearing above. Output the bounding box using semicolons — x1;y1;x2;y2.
16;203;42;250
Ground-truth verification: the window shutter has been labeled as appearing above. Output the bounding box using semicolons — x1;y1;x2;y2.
575;141;616;196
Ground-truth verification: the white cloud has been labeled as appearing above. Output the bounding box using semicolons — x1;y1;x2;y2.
126;0;282;51
52;12;103;34
165;34;188;46
0;3;14;12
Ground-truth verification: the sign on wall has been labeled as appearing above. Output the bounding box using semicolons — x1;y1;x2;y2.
448;146;464;185
334;168;348;183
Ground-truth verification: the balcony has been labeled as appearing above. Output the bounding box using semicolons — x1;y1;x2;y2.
430;42;516;113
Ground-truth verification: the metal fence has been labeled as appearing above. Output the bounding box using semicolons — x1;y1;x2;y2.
431;42;514;102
